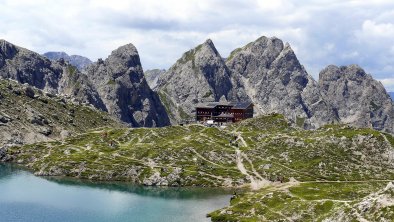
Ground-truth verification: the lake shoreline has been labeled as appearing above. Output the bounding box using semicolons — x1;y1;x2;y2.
0;163;233;222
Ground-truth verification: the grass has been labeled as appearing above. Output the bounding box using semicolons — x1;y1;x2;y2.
178;43;203;68
203;91;213;98
296;116;305;128
4;112;394;220
227;47;242;61
157;91;176;120
7;113;394;183
209;181;392;222
67;65;77;76
107;79;116;85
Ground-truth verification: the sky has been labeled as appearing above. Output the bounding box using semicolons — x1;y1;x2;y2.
1;0;394;89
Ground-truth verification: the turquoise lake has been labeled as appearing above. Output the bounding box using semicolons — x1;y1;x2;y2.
0;164;232;222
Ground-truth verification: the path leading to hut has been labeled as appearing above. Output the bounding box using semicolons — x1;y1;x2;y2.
232;131;271;190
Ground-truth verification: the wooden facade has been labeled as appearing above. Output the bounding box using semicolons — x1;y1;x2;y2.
195;102;253;123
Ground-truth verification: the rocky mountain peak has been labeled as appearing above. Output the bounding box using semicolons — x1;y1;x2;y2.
226;36;284;77
108;43;139;63
156;39;237;124
104;43;142;78
204;38;214;45
84;43;170;127
318;64;394;132
43;51;92;70
44;51;68;58
319;64;368;83
204;39;222;57
201;39;218;54
226;36;337;128
172;39;220;67
0;39;18;58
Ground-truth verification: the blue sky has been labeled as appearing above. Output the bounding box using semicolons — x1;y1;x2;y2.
1;0;394;90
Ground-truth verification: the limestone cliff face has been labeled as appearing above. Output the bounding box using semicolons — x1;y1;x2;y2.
319;65;394;132
0;39;106;109
0;39;62;92
156;39;249;124
226;36;338;128
144;69;165;89
84;43;170;127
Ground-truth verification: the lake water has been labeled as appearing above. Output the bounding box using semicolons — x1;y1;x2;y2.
0;164;231;222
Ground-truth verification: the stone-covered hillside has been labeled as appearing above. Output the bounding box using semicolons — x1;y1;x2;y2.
0;78;123;147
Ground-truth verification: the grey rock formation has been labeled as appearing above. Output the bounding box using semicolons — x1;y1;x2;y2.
0;78;123;147
0;39;61;92
0;147;7;160
0;39;106;110
144;69;165;89
43;51;92;70
226;36;337;128
156;39;249;124
319;65;394;132
84;43;170;127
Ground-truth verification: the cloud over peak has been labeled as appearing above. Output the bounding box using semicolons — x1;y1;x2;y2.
1;0;394;89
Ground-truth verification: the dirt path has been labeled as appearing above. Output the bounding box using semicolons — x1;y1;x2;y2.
190;148;226;168
232;131;271;190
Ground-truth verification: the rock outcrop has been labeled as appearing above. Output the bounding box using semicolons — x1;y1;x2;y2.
226;36;338;128
84;43;170;127
156;39;249;124
0;78;123;148
0;39;62;92
43;51;92;70
0;39;106;109
144;69;165;89
319;65;394;132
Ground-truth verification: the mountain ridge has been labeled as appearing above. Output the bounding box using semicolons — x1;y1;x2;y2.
1;37;393;132
43;51;92;70
0;39;170;127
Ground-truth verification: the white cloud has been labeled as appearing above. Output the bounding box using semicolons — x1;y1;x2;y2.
378;78;394;91
341;51;360;59
0;0;393;92
360;20;394;38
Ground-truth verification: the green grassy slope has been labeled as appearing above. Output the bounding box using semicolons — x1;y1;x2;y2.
3;113;394;220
